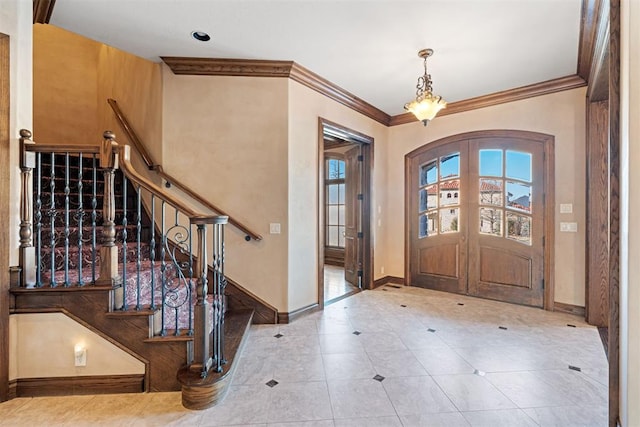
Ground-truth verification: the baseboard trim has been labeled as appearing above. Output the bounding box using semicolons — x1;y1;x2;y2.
8;380;16;400
12;374;145;397
224;275;278;324
553;301;586;317
278;303;320;324
372;276;404;289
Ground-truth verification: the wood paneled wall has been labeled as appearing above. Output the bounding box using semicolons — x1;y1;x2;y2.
585;100;609;327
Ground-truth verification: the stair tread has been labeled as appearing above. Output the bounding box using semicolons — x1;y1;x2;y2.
106;307;159;317
10;284;115;293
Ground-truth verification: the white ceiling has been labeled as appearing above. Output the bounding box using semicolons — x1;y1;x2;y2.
50;0;583;116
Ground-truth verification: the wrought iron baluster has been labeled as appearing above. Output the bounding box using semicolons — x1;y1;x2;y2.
213;220;226;372
174;210;180;336
48;153;56;287
91;154;97;283
188;223;193;336
63;152;70;286
136;186;141;310
149;195;156;310
160;201;166;335
35;153;42;287
77;153;84;286
121;175;128;310
219;221;227;367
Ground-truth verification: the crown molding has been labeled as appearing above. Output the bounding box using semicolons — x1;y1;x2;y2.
577;0;602;82
389;74;587;126
33;0;56;24
163;58;586;129
161;57;293;77
161;57;391;126
586;0;610;101
289;63;390;125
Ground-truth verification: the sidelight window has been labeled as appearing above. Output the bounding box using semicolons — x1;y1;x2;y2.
326;158;346;247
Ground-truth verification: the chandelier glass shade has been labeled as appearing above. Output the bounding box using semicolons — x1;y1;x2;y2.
404;48;447;126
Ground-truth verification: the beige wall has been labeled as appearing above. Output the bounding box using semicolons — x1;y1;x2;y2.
161;71;390;312
287;80;389;310
33;24;99;144
387;88;587;307
1;0;31;269
162;70;290;310
10;313;144;379
1;0;32;380
33;24;163;161
97;44;163;165
620;0;639;424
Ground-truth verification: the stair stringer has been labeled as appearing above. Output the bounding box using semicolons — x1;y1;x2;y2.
11;286;191;392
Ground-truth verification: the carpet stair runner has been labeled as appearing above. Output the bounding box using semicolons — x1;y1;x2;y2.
33;153;201;333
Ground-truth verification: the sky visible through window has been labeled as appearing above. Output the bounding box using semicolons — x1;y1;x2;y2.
480;149;532;209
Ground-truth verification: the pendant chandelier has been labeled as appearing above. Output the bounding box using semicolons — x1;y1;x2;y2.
404;48;447;126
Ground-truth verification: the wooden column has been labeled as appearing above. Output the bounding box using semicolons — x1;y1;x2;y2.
192;222;212;374
585;101;609;327
0;33;10;403
96;131;120;287
18;130;36;287
608;0;621;425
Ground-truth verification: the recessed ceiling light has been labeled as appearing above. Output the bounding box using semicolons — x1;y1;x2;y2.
191;31;210;42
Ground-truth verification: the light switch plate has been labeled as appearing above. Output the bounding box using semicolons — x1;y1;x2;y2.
560;203;573;214
269;223;281;234
560;222;578;232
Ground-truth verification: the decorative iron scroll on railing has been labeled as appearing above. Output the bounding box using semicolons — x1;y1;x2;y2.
17;129;228;374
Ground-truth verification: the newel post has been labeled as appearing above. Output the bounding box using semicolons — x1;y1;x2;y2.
96;131;120;286
192;220;212;376
19;129;36;287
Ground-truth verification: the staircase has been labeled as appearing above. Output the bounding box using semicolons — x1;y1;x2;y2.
11;130;253;407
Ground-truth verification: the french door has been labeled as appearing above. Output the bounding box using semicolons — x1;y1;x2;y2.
406;130;553;308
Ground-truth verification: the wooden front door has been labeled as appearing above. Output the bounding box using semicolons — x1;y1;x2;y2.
344;145;361;287
406;131;553;308
467;137;546;306
407;140;468;294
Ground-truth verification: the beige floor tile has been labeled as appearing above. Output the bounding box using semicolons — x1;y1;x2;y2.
400;412;471;427
2;286;608;427
366;350;428;378
266;381;333;423
327;379;396;419
433;374;517;412
461;408;539;426
322;352;376;380
382;376;457;415
333;415;402;426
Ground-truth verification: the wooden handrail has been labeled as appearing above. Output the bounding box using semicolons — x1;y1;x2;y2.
107;99;158;170
107;98;262;241
110;134;225;225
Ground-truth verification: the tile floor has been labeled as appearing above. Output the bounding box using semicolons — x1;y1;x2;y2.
0;286;608;426
324;265;358;303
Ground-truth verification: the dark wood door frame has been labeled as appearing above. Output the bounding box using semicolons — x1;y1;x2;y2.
607;0;620;424
0;33;10;402
317;118;373;309
404;129;555;310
